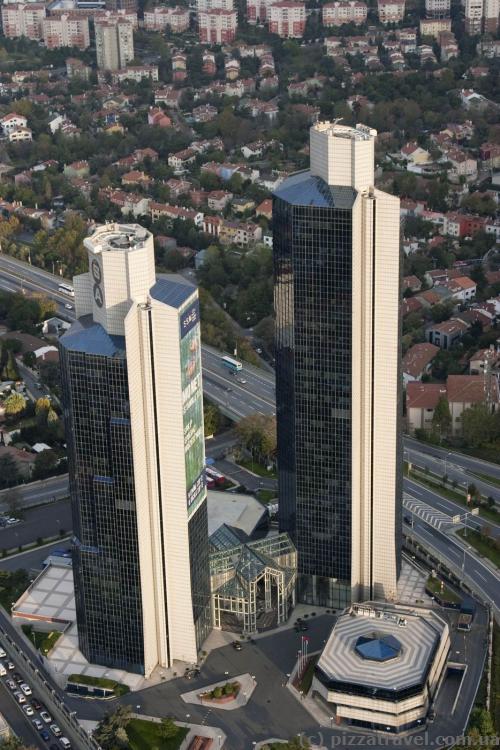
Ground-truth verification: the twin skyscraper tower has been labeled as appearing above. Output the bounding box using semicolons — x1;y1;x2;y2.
60;122;401;676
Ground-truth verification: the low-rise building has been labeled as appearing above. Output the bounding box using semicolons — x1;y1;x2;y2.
402;343;440;386
426;318;470;350
420;16;451;36
406;382;448;433
313;602;450;733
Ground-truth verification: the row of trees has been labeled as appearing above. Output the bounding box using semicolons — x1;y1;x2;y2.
422;399;500;450
0;291;57;335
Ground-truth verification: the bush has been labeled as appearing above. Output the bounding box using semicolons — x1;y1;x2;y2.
213;686;223;699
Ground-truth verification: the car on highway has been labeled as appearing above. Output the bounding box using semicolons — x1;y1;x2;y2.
237;378;247;384
6;679;15;690
7;661;14;671
60;739;71;749
0;663;6;676
64;303;73;310
0;646;6;658
13;672;22;684
6;517;20;526
33;719;44;731
32;698;42;710
40;711;52;724
14;690;26;703
23;704;34;716
20;682;32;696
232;641;242;651
50;724;62;738
40;729;51;742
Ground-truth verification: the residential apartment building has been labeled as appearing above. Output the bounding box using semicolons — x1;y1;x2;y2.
420;16;451;35
465;0;499;32
1;3;45;40
197;0;234;9
322;1;368;25
273;122;401;607
60;223;211;675
143;5;189;32
246;0;276;22
198;8;238;43
425;0;450;17
269;1;306;37
377;0;405;22
95;16;134;70
42;14;90;49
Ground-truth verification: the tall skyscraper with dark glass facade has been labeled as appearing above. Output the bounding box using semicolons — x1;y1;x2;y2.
60;223;211;675
273;122;402;609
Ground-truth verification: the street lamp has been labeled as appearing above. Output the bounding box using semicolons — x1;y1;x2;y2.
330;716;334;729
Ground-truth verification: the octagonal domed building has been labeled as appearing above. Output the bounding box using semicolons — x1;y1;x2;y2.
312;602;450;733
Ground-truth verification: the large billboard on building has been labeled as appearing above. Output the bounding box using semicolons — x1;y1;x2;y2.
180;300;205;514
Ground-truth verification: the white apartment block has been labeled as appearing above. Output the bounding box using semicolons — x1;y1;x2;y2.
425;0;450;16
95;17;134;70
143;5;189;31
1;3;45;40
322;1;368;25
246;0;277;22
0;113;28;134
198;8;238;43
377;0;405;22
269;1;306;37
42;13;90;49
197;0;234;10
465;0;499;31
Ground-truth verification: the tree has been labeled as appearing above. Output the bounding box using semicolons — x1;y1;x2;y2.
22;351;36;368
0;454;21;490
159;718;179;740
1;351;20;381
94;706;132;750
253;315;275;353
236;413;277;464
431;396;451;442
0;738;37;750
462;404;499;447
33;450;59;480
4;487;21;517
35;397;51;417
3;392;26;418
204;400;222;436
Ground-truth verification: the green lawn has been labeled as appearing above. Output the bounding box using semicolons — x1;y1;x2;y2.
238;459;277;478
0;569;29;610
425;575;461;605
297;655;319;695
22;626;61;655
68;673;129;696
127;719;188;750
257;489;277;504
457;529;500;569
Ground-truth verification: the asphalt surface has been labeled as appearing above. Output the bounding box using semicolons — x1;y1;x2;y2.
0;475;70;512
0;678;45;748
0;539;69;574
0;499;71;549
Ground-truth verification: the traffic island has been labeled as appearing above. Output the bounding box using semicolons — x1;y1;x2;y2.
181;673;256;710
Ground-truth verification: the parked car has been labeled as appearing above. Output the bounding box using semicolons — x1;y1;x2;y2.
50;724;62;738
40;711;52;724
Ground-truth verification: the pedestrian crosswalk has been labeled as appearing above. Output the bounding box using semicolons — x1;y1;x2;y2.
403;495;454;531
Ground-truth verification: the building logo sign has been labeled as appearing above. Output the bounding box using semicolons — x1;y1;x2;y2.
91;258;104;308
180;301;199;340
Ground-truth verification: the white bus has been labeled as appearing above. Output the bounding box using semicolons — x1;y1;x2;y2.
58;283;75;297
221;355;242;372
